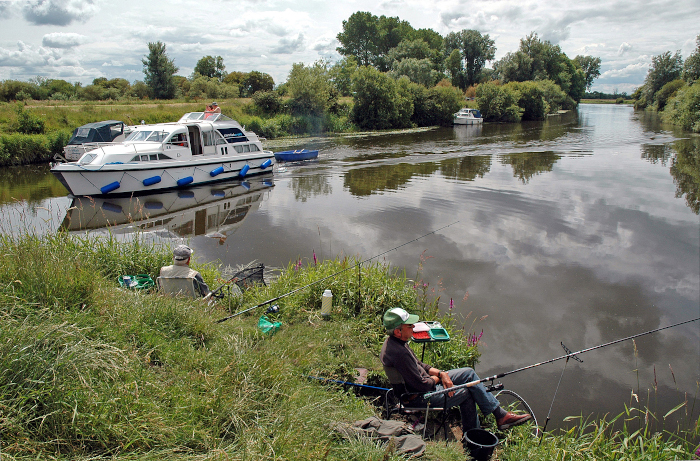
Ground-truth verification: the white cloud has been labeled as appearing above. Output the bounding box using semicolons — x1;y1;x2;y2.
618;42;632;56
270;33;304;55
42;32;86;48
23;0;98;26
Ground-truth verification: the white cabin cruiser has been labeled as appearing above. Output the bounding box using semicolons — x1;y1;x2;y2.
453;108;483;125
51;112;274;196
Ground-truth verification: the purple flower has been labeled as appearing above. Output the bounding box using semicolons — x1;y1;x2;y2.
695;444;700;458
449;298;454;310
313;250;317;265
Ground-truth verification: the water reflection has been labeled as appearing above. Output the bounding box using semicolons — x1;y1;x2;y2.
0;164;66;208
499;151;561;183
343;163;440;196
60;175;274;241
290;175;332;202
439;155;491;181
670;137;700;214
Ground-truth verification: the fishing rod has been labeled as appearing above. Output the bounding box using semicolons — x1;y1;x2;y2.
215;221;460;323
424;316;700;399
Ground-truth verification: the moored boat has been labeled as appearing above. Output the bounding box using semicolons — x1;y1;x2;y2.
51;112;274;196
453;108;483;125
273;149;319;162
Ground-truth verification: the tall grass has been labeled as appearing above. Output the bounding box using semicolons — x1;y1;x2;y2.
0;231;697;460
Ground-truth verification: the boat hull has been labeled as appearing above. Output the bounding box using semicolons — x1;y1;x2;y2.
274;150;318;162
453;117;483;125
52;153;275;197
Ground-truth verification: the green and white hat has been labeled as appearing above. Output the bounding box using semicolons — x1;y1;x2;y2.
383;307;420;330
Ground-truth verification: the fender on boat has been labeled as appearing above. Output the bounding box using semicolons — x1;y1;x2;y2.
100;181;120;194
177;176;194;187
210;166;224;177
143;176;161;186
260;159;272;169
238;164;250;177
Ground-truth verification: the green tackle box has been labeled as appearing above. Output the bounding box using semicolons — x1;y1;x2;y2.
118;274;155;290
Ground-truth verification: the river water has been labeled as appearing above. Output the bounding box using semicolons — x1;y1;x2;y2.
1;104;698;430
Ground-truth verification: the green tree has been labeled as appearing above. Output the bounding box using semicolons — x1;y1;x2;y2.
644;50;683;103
194;55;226;81
389;58;440;87
336;11;380;67
240;71;274;97
142;41;179;99
494;51;533;83
329;56;359;96
351;66;399;129
286;62;333;116
662;80;700;132
682;35;700;84
444;30;496;88
573;55;601;91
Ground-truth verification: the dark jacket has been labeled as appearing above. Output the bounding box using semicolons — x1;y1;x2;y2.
380;335;435;393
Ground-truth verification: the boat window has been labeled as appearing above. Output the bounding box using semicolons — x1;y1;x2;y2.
234;145;243;153
167;133;188;147
140;155;149;161
250;144;259;151
178;112;205;122
202;131;215;146
214;131;227;145
150;154;158;161
130;155;140;162
243;145;250;152
125;130;169;142
79;153;97;164
158;153;172;160
110;124;124;137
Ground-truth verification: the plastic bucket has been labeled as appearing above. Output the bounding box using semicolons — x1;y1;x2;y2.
464;428;498;461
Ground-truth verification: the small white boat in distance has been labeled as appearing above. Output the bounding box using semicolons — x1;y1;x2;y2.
51;112;274;196
454;108;483;125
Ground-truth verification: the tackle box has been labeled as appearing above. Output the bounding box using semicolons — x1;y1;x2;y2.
118;274;155;290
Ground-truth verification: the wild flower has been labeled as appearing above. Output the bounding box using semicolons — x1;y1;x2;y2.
313;249;317;265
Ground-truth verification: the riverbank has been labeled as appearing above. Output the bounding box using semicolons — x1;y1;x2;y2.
0;230;697;460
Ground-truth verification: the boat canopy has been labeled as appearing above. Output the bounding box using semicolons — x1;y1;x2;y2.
66;120;125;145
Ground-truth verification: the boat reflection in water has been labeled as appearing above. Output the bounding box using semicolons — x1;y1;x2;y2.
59;174;274;242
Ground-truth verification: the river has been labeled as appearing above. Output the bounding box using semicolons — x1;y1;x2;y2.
1;104;698;431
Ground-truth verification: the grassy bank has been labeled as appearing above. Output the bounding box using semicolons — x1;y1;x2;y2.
0;231;697;460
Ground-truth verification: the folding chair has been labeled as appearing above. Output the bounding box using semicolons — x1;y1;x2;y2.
383;366;451;440
156;276;198;298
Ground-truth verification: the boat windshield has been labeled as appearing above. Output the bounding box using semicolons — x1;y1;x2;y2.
178;112;235;123
125;130;169;142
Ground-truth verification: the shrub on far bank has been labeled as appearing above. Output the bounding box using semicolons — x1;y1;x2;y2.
476;82;523;122
662;80;700;132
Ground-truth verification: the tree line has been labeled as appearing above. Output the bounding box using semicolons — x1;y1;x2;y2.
1;11;604;133
632;35;700;132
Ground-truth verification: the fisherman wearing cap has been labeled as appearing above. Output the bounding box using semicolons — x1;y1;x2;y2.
380;307;531;437
159;245;210;297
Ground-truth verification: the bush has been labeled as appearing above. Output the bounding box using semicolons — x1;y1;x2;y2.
351;66;399;130
476;82;523;122
615;97;625;104
655;79;686;111
252;90;283;115
662;80;700;132
504;81;545;121
14;105;45;134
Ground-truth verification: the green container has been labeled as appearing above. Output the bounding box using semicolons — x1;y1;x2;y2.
118;274;155;290
429;328;450;341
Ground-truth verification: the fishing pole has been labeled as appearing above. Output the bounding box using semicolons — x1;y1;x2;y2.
424;316;700;399
215;220;460;323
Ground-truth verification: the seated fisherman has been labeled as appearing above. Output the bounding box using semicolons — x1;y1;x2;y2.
380;307;531;437
159;245;210;297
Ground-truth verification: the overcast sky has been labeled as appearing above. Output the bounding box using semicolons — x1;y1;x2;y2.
1;0;698;94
